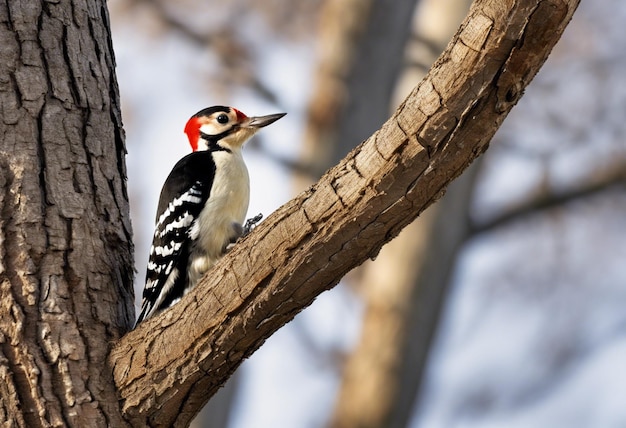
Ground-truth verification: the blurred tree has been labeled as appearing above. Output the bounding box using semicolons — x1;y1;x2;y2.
296;0;418;190
414;2;626;424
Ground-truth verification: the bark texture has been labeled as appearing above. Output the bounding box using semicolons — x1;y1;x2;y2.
0;1;134;427
111;0;581;426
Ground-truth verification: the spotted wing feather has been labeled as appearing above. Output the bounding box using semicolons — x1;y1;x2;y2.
135;152;215;325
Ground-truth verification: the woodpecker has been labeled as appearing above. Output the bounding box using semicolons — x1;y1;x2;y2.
135;106;285;325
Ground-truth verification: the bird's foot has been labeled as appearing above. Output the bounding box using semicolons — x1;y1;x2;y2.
242;213;263;237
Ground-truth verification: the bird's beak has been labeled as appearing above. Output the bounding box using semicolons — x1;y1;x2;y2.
244;113;286;129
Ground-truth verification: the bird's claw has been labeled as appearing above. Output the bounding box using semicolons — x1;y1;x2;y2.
242;213;263;236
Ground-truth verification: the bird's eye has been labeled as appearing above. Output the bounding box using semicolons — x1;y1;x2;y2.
217;114;229;124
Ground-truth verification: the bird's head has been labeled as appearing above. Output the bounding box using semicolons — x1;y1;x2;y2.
184;106;286;152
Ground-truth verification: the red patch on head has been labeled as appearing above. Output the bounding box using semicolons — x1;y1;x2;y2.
184;117;201;151
233;108;247;121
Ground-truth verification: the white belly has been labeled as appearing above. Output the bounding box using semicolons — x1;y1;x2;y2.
188;149;249;286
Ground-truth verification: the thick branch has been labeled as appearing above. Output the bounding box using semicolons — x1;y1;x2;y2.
110;0;580;426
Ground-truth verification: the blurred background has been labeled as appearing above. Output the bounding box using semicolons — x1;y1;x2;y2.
108;0;626;426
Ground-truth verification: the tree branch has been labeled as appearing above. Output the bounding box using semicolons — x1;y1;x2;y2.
110;0;580;426
472;158;626;234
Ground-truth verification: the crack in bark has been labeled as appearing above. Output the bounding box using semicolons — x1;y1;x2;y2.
62;24;83;107
0;159;49;428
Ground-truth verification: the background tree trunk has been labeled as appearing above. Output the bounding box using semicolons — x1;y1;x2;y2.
296;0;418;190
0;1;133;426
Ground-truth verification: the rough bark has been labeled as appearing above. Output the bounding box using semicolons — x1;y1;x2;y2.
111;0;581;426
0;1;134;427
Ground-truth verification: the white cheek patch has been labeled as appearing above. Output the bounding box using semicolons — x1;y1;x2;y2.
199;122;230;137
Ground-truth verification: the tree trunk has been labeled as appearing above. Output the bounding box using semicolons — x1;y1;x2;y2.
112;0;581;426
0;1;134;427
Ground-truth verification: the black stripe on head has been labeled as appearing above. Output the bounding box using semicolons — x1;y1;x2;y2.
199;129;235;152
192;105;231;118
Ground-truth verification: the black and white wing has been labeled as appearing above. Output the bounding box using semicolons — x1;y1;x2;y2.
135;152;215;325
